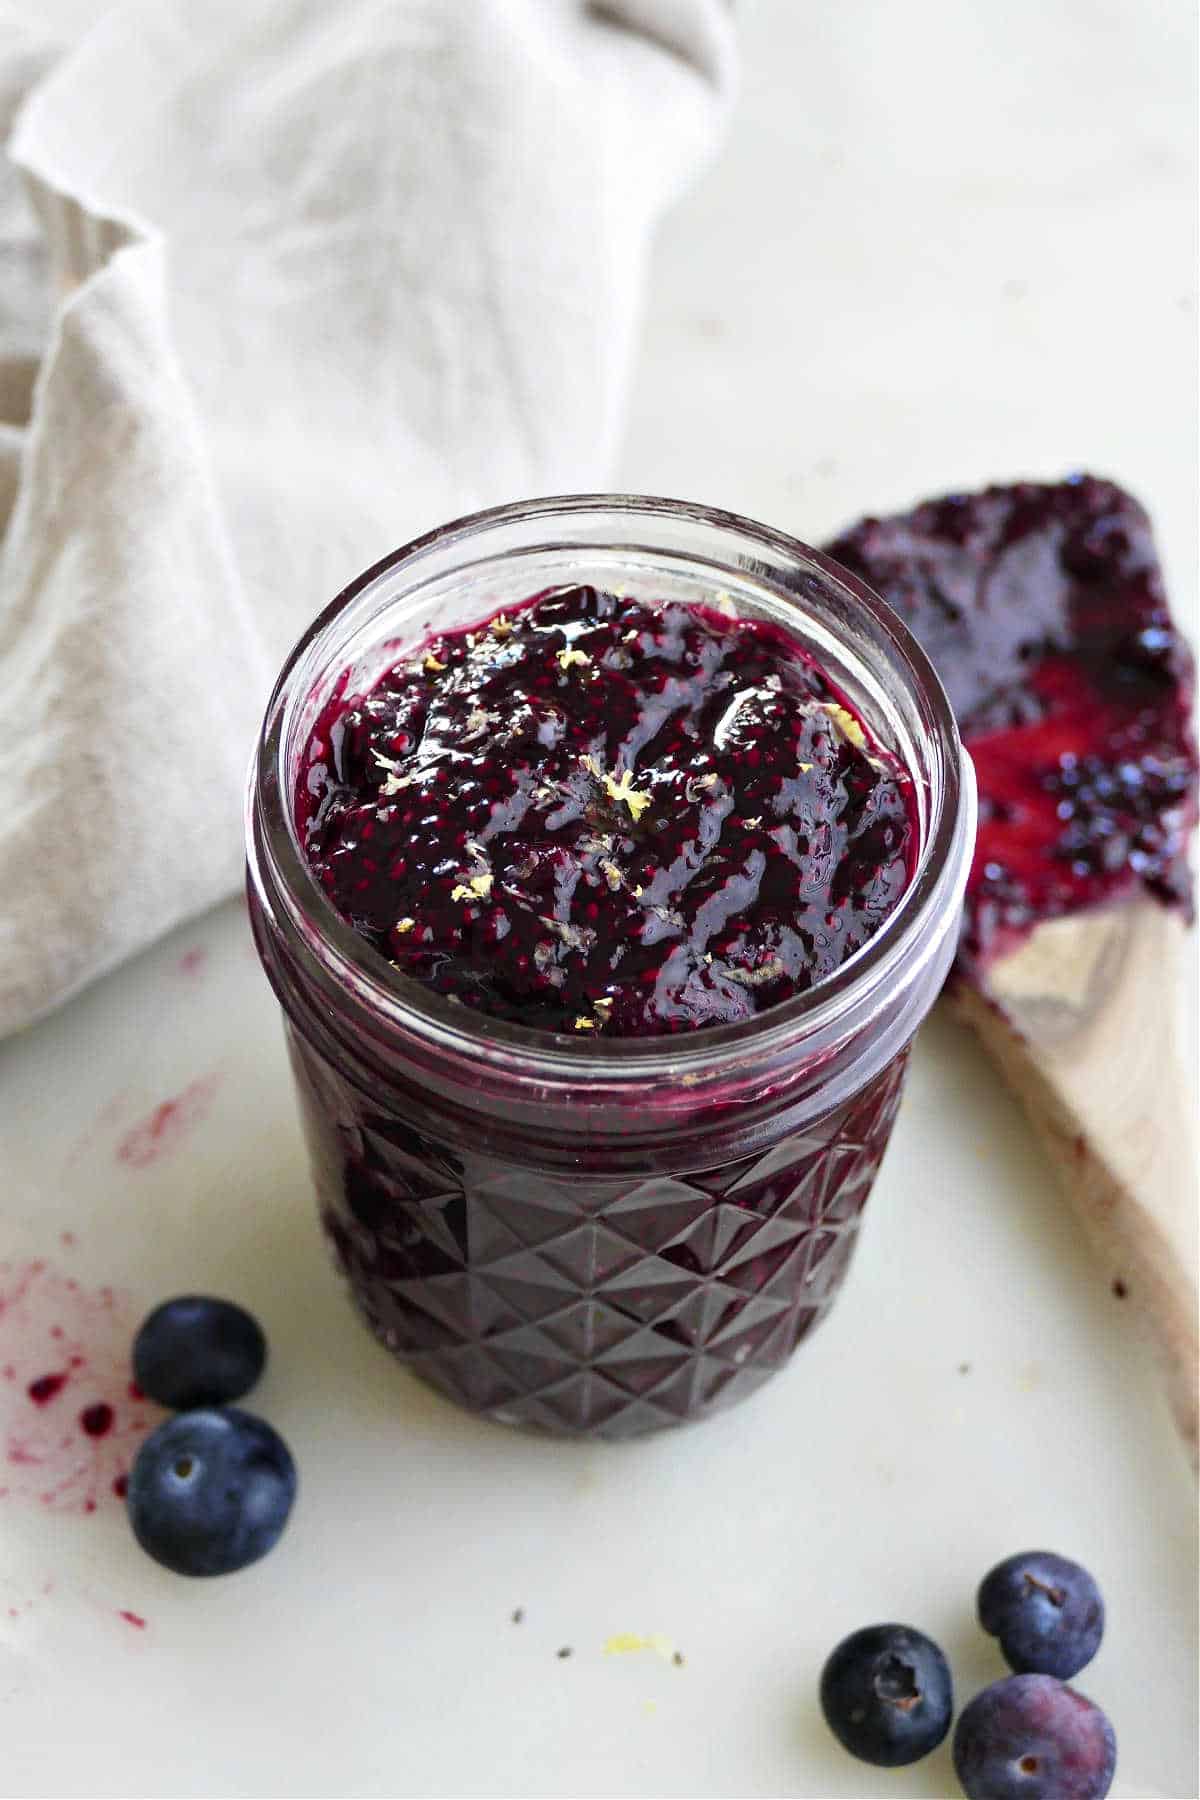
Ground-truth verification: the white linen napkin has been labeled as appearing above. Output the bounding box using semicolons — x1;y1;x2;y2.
0;0;734;1038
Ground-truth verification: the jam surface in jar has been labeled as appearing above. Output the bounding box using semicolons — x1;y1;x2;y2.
297;585;916;1035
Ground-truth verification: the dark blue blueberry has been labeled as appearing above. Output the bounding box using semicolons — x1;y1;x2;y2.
133;1295;267;1410
819;1623;953;1767
126;1408;296;1576
978;1550;1104;1679
953;1674;1116;1799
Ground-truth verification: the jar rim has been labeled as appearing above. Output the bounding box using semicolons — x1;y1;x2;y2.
247;492;975;1090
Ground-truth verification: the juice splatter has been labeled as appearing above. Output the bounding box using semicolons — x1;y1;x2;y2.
115;1074;222;1170
0;1261;163;1513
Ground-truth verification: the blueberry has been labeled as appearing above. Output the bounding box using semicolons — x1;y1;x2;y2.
819;1623;953;1766
133;1295;267;1410
978;1550;1104;1678
126;1408;296;1576
953;1674;1116;1799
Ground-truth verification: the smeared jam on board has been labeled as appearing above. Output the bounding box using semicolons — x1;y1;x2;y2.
826;475;1198;974
114;1074;222;1170
298;586;915;1035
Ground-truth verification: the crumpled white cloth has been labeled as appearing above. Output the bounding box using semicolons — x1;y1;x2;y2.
0;0;733;1038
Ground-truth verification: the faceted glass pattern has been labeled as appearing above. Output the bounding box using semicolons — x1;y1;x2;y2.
290;1031;910;1439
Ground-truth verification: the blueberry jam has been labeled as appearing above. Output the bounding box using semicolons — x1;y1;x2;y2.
250;509;972;1441
297;586;915;1035
295;1036;909;1437
826;475;1198;973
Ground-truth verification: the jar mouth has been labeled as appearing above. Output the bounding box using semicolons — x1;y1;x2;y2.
248;493;975;1085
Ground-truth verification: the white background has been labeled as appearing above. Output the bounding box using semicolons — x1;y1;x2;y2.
1;2;1196;1796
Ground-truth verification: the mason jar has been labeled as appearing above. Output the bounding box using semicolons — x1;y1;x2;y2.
246;496;976;1438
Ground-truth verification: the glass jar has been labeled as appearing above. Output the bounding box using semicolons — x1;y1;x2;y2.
246;497;976;1438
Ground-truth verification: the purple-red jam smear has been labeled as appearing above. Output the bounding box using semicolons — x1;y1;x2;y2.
298;586;915;1036
825;476;1198;974
1;1261;164;1514
26;1372;66;1406
114;1074;222;1169
80;1402;115;1438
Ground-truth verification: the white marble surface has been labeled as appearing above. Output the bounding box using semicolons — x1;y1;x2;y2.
1;3;1197;1796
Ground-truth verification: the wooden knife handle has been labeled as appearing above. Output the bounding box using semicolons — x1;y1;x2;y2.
954;903;1199;1471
